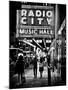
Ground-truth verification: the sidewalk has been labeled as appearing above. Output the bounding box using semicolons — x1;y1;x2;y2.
25;62;48;80
10;65;48;88
10;62;61;88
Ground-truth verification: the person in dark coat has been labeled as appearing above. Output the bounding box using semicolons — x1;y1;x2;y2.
39;57;44;78
33;55;37;78
16;54;25;85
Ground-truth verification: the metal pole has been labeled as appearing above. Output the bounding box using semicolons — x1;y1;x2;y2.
47;55;51;85
16;10;19;38
55;4;58;58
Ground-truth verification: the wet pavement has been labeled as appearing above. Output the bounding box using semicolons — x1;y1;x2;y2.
10;62;61;88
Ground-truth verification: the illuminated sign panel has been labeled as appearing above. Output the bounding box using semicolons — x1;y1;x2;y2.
16;5;55;38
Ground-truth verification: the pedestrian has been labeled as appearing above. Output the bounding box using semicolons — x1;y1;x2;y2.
33;55;37;78
39;56;44;78
16;53;25;85
47;54;51;85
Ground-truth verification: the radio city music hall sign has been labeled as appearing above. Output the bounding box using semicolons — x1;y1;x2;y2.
17;5;55;37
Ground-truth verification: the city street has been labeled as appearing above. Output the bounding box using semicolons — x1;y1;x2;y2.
10;62;61;88
9;2;66;89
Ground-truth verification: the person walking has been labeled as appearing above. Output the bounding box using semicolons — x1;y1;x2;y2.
16;53;25;85
39;56;44;78
33;55;37;78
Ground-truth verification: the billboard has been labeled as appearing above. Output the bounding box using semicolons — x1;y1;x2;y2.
16;5;55;38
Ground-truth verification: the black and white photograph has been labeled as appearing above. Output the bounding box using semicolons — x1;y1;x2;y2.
9;1;66;89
